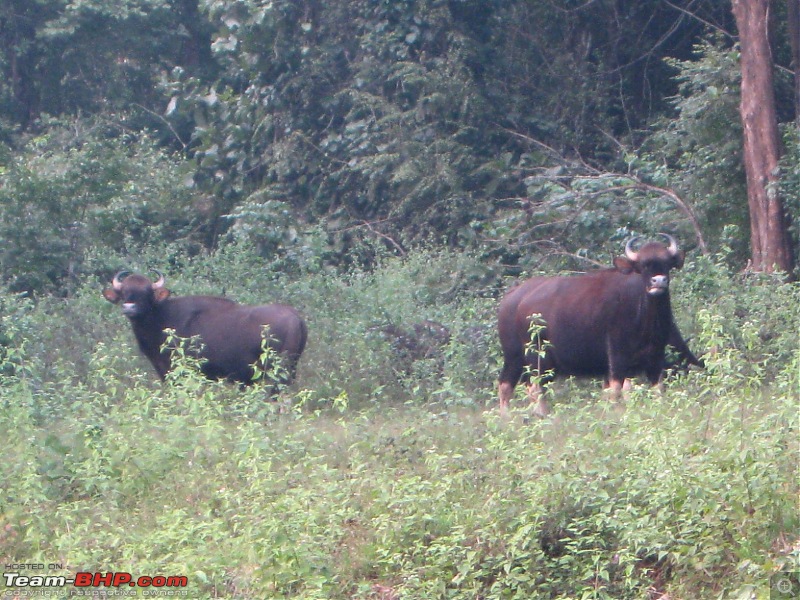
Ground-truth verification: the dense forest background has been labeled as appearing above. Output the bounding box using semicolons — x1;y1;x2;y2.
1;0;798;294
1;3;799;598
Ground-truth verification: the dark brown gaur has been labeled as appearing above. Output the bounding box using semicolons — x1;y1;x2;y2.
103;271;307;386
496;235;702;416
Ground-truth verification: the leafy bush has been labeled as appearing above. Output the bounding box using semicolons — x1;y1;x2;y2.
0;246;796;599
646;37;749;265
779;127;800;272
0;122;202;293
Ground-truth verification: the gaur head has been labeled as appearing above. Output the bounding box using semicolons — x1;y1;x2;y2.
613;234;685;296
102;271;171;318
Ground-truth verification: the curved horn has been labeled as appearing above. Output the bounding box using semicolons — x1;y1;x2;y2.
111;271;130;291
625;237;640;262
660;233;680;257
150;269;166;289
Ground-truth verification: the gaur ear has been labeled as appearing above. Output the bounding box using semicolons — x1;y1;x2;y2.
672;250;685;270
613;256;636;274
154;287;171;303
102;288;121;304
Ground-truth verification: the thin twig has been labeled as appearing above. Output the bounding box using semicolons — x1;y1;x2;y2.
503;128;708;253
133;103;189;150
360;220;406;255
663;0;735;40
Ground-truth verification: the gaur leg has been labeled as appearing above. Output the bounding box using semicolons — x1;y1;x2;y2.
526;381;551;417
605;377;625;400
606;346;629;401
645;363;665;394
605;359;626;401
498;351;525;415
523;355;554;418
282;353;300;386
603;377;631;395
497;381;514;415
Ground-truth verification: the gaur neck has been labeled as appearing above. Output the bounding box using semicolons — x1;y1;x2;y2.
129;309;167;357
640;290;673;336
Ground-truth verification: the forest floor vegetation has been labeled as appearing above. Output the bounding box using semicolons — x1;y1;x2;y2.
0;247;797;599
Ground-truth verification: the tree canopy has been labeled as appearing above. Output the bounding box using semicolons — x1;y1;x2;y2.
0;0;797;292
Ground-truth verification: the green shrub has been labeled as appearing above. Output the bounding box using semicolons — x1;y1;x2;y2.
0;122;202;294
0;246;796;599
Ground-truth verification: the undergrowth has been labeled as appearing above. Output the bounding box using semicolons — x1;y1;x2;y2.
0;246;797;599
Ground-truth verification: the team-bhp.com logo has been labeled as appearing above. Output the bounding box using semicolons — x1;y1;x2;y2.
3;569;188;595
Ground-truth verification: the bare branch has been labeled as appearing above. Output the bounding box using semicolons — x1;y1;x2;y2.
503;129;708;253
500;127;575;167
627;180;708;254
331;218;407;256
538;250;608;269
662;0;735;41
133;103;189;151
360;220;407;256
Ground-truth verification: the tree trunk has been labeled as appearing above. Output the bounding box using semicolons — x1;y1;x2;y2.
731;0;794;273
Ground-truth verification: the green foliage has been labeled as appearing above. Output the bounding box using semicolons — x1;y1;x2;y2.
170;0;507;255
0;0;211;133
0;247;797;599
779;127;800;272
675;254;800;376
0;0;796;282
157;0;731;265
523;313;552;381
0;123;201;292
647;37;749;264
0;1;797;592
491;160;707;272
0;0;796;281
